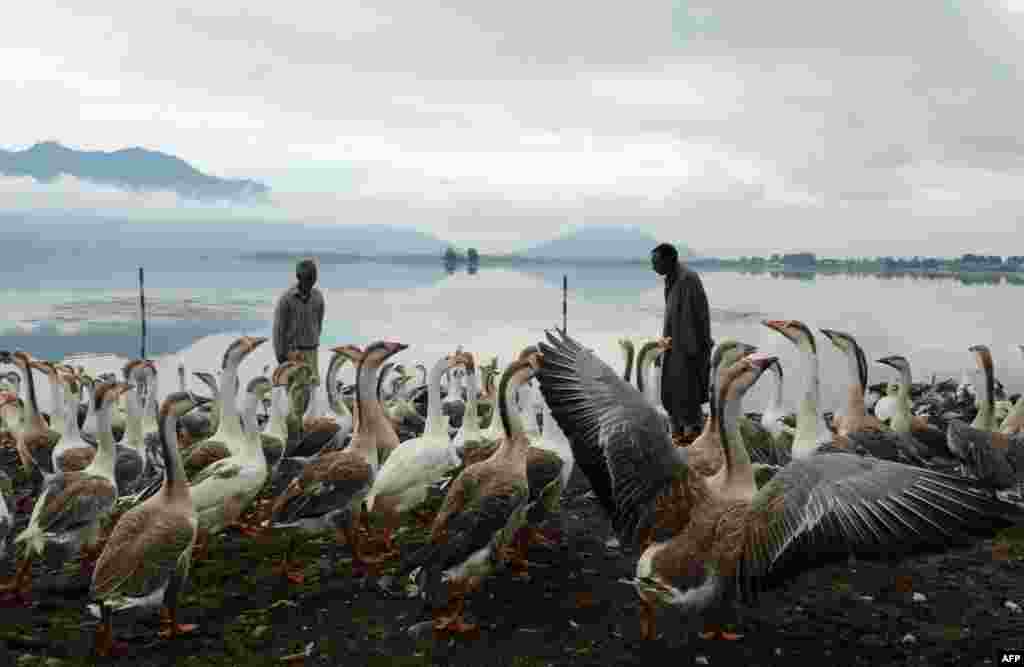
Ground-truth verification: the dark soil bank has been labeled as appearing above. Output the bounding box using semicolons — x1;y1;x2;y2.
2;447;1024;667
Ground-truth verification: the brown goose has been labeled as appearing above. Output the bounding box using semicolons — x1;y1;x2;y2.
1;352;61;487
89;391;199;657
381;355;539;638
533;330;1024;644
0;382;132;602
627;350;1023;641
268;341;406;582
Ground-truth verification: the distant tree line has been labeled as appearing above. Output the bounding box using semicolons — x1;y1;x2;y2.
712;252;1024;272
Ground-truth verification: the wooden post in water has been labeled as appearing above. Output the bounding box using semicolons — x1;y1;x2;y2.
562;274;567;334
139;267;147;359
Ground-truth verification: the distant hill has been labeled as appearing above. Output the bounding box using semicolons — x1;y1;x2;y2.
0;214;450;255
0;141;268;202
524;225;692;260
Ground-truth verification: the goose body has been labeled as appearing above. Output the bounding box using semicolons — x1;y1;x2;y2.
89;391;200;656
1;382;132;600
183;337;265;476
999;345;1024;435
367;353;462;527
188;375;272;551
384;356;538;636
531;330;1024;643
269;341;407;581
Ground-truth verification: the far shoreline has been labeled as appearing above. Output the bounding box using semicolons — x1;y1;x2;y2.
237;251;1024;282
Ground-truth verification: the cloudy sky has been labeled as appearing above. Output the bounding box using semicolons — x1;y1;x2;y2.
3;1;1024;256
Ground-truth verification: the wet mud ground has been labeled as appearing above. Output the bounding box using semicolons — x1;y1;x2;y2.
2;444;1024;667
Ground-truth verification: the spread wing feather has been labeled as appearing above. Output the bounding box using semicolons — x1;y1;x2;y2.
736;452;1024;599
536;329;689;547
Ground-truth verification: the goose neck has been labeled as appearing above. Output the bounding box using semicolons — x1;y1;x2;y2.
426;357;450;428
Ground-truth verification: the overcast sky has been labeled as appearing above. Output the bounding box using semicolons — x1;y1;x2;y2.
3;1;1024;256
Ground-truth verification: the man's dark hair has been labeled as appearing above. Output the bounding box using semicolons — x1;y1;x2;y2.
296;258;317;276
652;243;678;262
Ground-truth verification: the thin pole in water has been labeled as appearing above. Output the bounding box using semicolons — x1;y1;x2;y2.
139;267;146;359
562;274;567;334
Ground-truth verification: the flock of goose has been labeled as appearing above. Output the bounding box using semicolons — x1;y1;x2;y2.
0;323;1022;657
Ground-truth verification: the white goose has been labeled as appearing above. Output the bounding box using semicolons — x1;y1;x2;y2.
367;351;464;553
188;375;272;559
182;337;266;476
1001;345;1024;435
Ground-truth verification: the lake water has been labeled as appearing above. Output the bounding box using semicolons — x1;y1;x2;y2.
1;247;1022;418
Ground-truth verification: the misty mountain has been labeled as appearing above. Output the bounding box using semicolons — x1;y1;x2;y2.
0;141;268;202
2;214;450;255
525;225;693;260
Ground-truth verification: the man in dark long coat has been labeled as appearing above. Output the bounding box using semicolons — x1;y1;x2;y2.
651;243;713;439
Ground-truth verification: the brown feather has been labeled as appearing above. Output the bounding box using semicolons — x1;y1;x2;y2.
56;446;96;472
92;504;196;598
41;474;116;525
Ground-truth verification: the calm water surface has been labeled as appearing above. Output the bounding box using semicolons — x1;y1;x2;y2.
1;248;1021;417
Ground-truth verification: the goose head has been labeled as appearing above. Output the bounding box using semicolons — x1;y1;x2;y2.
221;336;269;371
762;319;816;353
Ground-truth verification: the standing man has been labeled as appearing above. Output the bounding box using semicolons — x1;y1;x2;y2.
651;242;713;441
273;258;325;386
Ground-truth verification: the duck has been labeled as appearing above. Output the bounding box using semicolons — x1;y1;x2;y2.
634;350;1022;642
182;337;266;476
88;391;201;657
619;338;636;384
0;382;132;602
1001;345;1024;435
381;355;539;638
188;375;273;559
268;341;407;583
366;351;464;553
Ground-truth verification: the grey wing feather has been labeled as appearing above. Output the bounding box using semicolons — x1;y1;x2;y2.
274;469;373;524
39;474;117;534
738;452;1024;597
537;329;687;547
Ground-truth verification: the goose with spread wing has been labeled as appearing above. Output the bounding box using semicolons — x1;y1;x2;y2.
534;330;1024;643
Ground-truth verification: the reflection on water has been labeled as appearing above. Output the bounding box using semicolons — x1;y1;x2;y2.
3;255;1024;418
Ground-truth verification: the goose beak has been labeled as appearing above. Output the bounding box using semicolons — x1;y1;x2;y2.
247;337;269;352
746;352;779;371
387;342;409;354
876;356;899;369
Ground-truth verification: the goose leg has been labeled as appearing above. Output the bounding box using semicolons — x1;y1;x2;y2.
346;519;386;577
0;554;34;598
159;572;198;639
433;578;478;637
639;594;657;641
93;602;129;657
273;534;305;585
